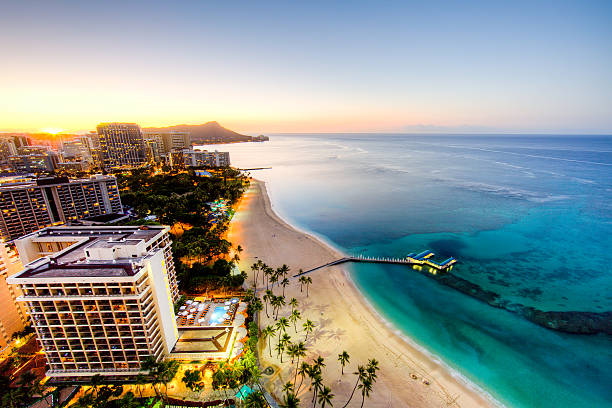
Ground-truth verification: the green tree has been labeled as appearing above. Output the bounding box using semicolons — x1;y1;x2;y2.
182;369;204;395
280;390;300;408
304;276;313;297
244;390;267;408
338;351;350;375
318;385;335;408
303;319;315;341
281;277;290;297
262;325;276;357
289;309;302;333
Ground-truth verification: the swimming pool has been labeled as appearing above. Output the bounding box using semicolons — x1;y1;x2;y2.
208;307;228;325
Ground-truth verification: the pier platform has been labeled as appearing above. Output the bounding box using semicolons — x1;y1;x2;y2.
294;251;457;277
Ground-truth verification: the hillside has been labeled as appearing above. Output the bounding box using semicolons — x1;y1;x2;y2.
144;121;253;144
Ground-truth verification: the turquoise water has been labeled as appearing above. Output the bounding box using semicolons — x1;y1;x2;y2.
199;134;612;407
209;307;227;325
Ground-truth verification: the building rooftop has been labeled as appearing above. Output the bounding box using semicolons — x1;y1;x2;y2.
0;174;116;191
12;226;169;280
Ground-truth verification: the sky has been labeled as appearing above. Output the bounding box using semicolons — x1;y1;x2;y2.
1;0;611;134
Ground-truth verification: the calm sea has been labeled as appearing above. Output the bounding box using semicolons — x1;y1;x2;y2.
199;134;612;408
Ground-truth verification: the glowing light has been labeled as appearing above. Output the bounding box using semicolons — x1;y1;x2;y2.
41;128;64;135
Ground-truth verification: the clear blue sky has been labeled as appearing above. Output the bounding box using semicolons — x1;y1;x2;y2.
1;0;611;133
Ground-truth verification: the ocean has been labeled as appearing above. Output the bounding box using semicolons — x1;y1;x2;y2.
198;134;612;408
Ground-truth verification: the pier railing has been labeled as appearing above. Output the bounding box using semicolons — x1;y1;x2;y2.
293;252;457;277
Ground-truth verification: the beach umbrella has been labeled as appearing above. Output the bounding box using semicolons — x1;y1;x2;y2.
186;300;193;304
179;306;186;310
236;327;248;339
233;314;245;325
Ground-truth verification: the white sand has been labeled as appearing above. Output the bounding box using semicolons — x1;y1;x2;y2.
228;180;498;408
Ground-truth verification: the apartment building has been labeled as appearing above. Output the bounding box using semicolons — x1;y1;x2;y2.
0;243;27;349
142;131;190;156
169;149;230;169
7;226;179;380
0;175;123;242
96;123;145;169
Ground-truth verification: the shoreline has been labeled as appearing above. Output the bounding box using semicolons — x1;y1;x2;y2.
228;179;499;407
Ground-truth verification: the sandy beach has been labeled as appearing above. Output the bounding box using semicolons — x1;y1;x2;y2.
228;180;498;408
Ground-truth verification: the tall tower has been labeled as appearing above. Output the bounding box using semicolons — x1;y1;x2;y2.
96;123;145;169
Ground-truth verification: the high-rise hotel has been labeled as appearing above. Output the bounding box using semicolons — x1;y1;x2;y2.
8;226;179;381
96;123;146;169
0;175;123;242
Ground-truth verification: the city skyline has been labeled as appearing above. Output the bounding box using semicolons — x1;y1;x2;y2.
1;1;611;134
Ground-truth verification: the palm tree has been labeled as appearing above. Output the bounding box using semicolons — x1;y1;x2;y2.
275;342;285;362
314;356;326;372
304;276;313;297
276;317;290;335
358;377;373;408
273;296;286;320
296;362;311;392
281;277;290;296
311;374;323;407
263;290;273;318
264;265;274;290
182;369;203;395
244;390;267;408
280;390;301;408
251;262;260;289
250;298;263;329
293;341;307;383
289;309;301;332
318;386;335;408
270;273;279;291
299;276;305;292
289;297;299;312
282;381;294;394
159;360;180;400
303;319;315;341
278;264;291;278
134;373;148;398
286;343;298;365
281;333;292;349
342;365;366;408
262;325;276;357
338;351;350;375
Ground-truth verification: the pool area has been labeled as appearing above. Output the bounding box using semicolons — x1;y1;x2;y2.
209;307;228;326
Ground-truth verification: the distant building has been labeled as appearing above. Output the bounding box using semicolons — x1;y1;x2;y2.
96;123;146;169
144;139;162;163
8;226;179;381
60;138;94;164
57;161;92;173
0;175;123;242
170;149;230;168
143;131;191;157
0;243;27;349
8;151;59;173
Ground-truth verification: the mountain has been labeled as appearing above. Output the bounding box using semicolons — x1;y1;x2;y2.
143;121;255;144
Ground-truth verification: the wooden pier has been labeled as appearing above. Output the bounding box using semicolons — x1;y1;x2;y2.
293;252;457;277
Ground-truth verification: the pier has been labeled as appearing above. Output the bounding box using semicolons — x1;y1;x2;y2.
293;251;457;277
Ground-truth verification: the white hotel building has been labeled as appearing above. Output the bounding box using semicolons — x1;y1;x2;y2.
7;226;179;381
